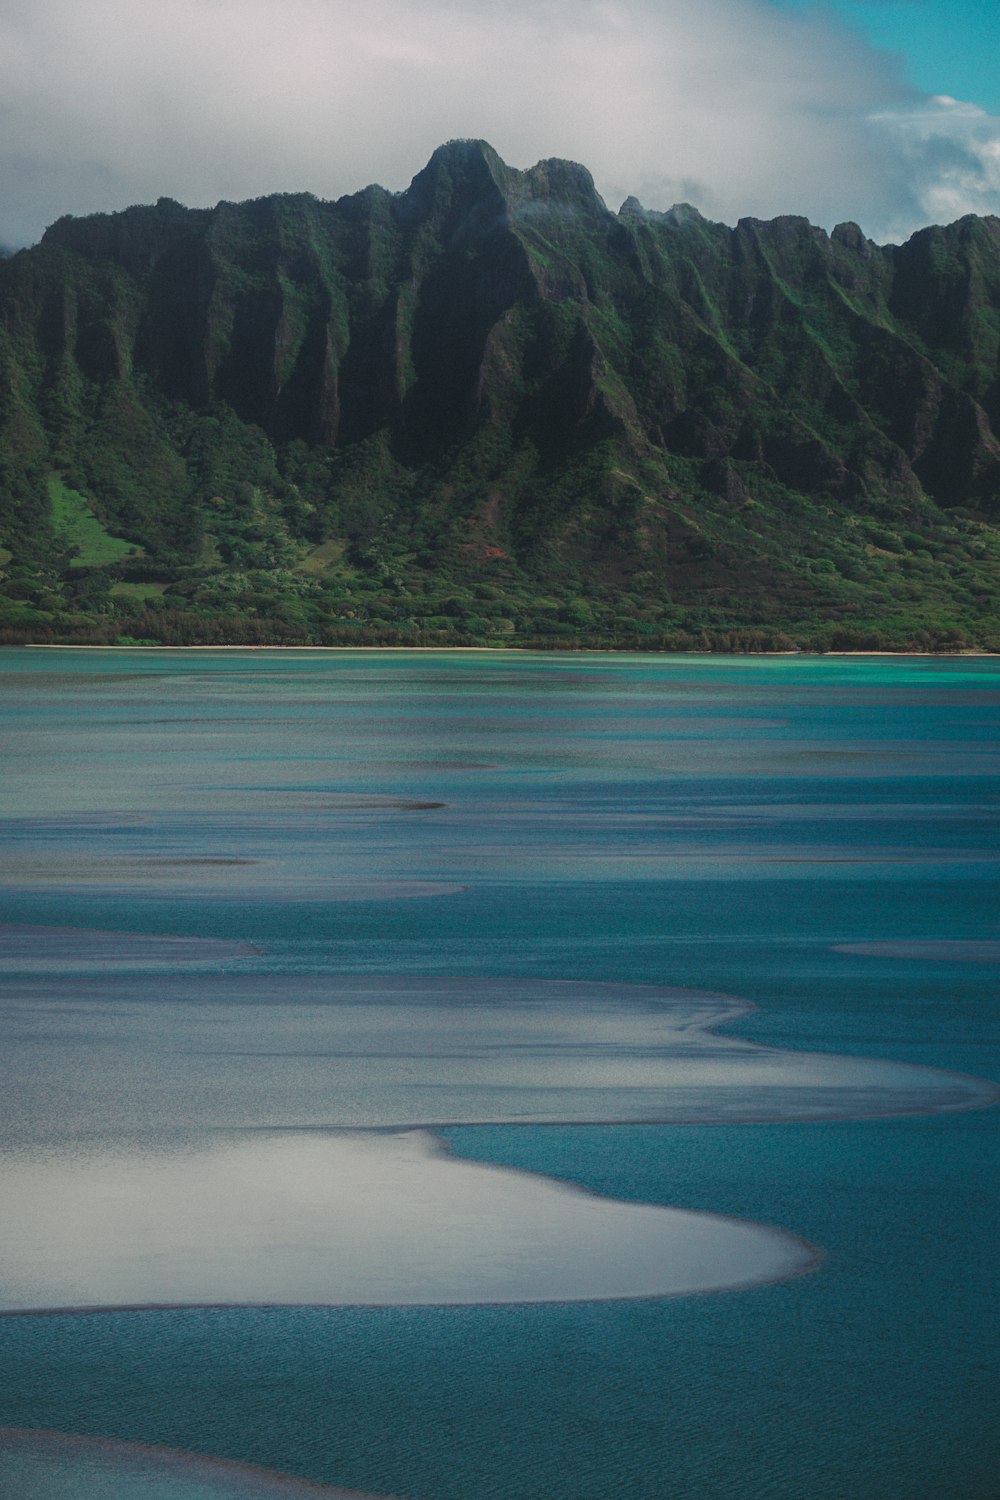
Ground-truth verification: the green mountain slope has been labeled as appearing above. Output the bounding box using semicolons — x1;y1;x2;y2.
1;139;998;648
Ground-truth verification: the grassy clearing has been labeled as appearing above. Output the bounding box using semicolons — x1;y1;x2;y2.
197;533;223;567
295;538;347;575
110;581;167;601
49;476;141;567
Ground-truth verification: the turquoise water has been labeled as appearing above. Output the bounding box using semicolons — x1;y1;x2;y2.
0;1428;388;1498
0;649;998;1498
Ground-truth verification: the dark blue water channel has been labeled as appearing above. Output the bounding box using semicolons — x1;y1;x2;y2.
0;649;997;1499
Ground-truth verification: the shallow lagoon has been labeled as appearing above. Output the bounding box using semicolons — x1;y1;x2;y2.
0;649;998;1498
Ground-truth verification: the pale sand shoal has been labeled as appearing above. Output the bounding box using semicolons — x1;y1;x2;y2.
0;1428;401;1499
0;1130;817;1311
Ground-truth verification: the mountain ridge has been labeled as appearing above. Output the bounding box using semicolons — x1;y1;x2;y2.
1;139;998;649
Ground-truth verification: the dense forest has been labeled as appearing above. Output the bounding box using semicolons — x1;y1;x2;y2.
1;139;998;649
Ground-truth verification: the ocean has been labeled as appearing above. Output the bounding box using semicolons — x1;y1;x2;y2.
0;648;997;1499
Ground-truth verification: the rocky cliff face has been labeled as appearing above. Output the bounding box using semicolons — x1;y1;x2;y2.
1;140;998;647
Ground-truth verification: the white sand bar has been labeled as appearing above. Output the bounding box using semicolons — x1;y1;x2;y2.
0;973;990;1312
3;975;994;1145
0;1130;815;1311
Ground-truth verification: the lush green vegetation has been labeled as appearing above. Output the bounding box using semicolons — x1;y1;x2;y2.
48;476;141;567
0;142;998;650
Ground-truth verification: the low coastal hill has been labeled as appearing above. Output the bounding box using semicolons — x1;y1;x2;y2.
1;140;998;649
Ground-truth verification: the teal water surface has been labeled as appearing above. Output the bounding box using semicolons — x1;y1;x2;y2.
0;649;997;1499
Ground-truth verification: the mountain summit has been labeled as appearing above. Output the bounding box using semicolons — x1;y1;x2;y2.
1;143;998;648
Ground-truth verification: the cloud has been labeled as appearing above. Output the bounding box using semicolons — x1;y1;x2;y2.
0;0;997;248
871;95;1000;239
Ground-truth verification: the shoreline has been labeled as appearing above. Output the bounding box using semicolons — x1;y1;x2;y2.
15;643;1000;658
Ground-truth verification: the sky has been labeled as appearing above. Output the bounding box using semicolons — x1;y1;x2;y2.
0;0;997;249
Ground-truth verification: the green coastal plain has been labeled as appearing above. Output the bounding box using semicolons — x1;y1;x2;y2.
1;140;998;650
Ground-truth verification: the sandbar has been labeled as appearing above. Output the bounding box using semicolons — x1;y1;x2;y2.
834;940;1000;963
0;864;466;899
0;1129;817;1311
0;925;260;972
1;972;991;1314
3;974;993;1137
0;1427;400;1499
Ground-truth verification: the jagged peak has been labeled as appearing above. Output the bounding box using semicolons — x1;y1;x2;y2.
902;212;1000;247
737;213;826;238
39;196;211;275
43;195;192;245
425;137;501;169
619;199;706;228
397;141;610;239
832;221;875;257
662;202;705;228
405;139;509;198
522;157;607;212
397;139;514;230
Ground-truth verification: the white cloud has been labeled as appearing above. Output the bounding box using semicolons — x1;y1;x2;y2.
0;0;997;248
870;95;1000;240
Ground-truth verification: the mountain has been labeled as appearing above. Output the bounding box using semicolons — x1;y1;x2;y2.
1;138;998;649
